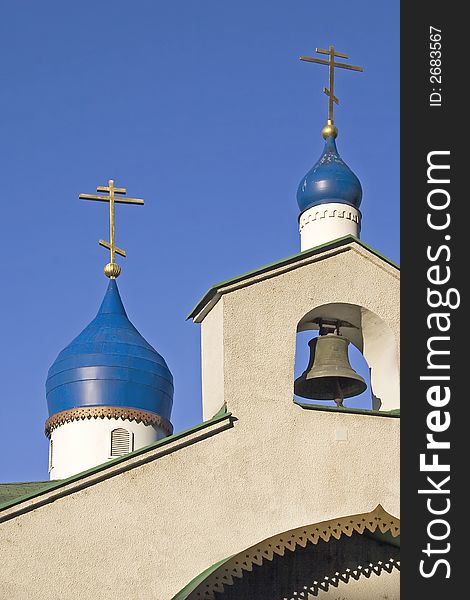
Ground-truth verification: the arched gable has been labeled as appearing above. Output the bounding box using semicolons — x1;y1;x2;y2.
173;505;400;600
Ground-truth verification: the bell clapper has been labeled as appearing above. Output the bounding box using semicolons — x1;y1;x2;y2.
334;379;344;408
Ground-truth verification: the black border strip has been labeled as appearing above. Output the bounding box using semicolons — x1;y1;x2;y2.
401;3;463;596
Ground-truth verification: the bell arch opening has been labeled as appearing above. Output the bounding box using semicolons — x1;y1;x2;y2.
294;302;399;411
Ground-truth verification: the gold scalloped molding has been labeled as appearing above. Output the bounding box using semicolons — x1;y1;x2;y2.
45;406;173;438
190;504;400;599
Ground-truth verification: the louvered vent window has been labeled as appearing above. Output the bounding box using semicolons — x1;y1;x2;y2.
110;428;132;457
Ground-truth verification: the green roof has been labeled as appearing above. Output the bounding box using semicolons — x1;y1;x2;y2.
188;235;399;320
0;406;231;514
0;481;59;507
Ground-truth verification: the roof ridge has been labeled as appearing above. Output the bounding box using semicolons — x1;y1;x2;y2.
188;236;399;320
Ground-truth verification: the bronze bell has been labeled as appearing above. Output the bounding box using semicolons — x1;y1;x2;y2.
294;332;367;405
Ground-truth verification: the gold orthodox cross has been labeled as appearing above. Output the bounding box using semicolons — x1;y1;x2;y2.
79;180;144;279
300;46;363;137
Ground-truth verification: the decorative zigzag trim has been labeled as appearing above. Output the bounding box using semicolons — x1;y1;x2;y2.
45;406;173;438
189;505;400;599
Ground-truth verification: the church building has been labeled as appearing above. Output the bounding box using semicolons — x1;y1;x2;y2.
0;46;400;599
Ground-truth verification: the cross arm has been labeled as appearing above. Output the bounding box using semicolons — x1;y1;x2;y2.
299;56;363;72
315;47;349;59
299;56;330;67
99;240;127;257
332;62;363;72
79;193;144;205
97;186;127;195
323;87;339;104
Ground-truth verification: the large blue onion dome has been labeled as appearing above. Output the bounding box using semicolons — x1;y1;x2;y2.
297;136;362;214
46;279;173;424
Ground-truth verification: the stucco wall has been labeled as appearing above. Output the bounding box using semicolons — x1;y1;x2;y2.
206;242;399;418
0;242;399;599
0;408;398;599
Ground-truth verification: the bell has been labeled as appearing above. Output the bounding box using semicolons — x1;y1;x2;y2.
294;333;367;405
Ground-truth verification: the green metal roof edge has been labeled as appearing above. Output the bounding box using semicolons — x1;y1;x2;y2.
294;400;400;418
187;235;400;320
0;408;231;513
171;556;233;600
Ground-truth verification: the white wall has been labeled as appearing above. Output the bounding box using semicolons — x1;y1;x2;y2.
299;203;361;250
201;300;225;420
49;418;167;480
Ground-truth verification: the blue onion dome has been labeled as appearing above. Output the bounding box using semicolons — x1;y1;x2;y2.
297;136;362;214
46;279;173;423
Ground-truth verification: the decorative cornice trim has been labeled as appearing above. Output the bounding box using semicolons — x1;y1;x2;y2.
45;406;173;437
299;205;361;232
182;505;400;599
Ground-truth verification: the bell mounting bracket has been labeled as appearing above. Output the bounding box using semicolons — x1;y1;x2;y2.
314;318;357;336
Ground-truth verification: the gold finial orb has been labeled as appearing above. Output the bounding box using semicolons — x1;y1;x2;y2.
322;120;338;139
104;262;121;279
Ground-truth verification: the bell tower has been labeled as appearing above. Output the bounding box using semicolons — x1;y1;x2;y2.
190;45;399;421
187;49;400;596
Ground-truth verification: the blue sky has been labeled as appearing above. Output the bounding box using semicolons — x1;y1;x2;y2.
0;1;399;482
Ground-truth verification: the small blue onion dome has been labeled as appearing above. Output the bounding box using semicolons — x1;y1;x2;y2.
46;279;173;421
297;136;362;214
